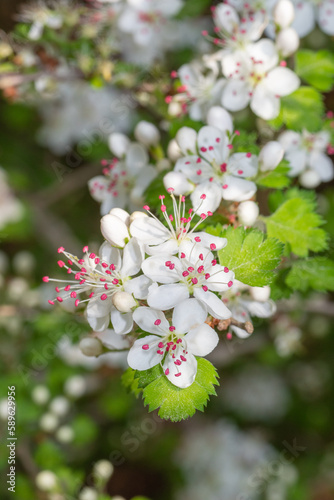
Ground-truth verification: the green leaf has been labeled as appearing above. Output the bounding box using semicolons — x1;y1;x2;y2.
286;258;334;292
218;226;284;286
177;0;211;18
257;160;291;189
265;195;328;257
136;358;219;422
232;130;260;155
296;50;334;92
122;368;142;397
269;87;325;132
270;269;294;301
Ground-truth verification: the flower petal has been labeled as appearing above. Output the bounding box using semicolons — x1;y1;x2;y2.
285;149;307;176
222;79;251;112
99;241;122;268
318;0;334;35
214;4;240;33
110;308;133;335
127;336;161;370
141;255;182;283
130;216;170;244
190;181;223;214
206;265;235;292
146;238;179;256
278;130;301;152
87;314;110;332
175;155;212;183
292;1;315;37
125;143;149;173
197;126;229;165
124;275;152;299
147;283;189;311
88;176;110;202
189;232;227;251
100;214;129;248
133;306;168;335
194;287;232;320
251;84;280;120
309;152;334;182
242;299;276;317
221;175;257;202
172;298;208;333
265;67;300;97
228;152;259;177
121;238;144;277
163;352;197;388
186;323;219;356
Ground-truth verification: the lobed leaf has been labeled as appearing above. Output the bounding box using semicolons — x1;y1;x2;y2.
286;258;334;292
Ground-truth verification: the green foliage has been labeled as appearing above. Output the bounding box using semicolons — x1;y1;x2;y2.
72;415;98;445
135;358;219;422
296;50;334;92
269;87;325;132
177;0;211;18
256;160;291;189
265;193;328;257
218;226;284;286
232;130;260;154
122;368;142;398
286;258;334;292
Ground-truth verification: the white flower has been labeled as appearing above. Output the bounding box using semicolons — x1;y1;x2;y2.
89;138;157;215
278;129;333;186
169;62;226;121
36;471;58;492
31;385;50;405
134;120;160;146
130;192;227;255
291;0;334;37
173;125;258;211
101;208;132;248
45;239;151;334
56;425;74;444
221;39;300;119
93;460;114;480
128;298;219;388
222;280;276;338
237;200;259;226
49;396;70;417
142;241;234;319
273;0;295;27
79;337;103;357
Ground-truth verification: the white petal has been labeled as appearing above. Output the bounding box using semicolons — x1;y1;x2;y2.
197;126;229;165
247;39;278;72
285;149;307;176
175;156;213;184
178;65;199;90
194;287;232;320
206;265;235;292
87;295;112;319
108;133;131;157
163;171;193;195
259;141;284;171
222;80;251;112
87;314;110;332
274;0;295;28
125;143;149;173
206;106;234;134
292;2;315;37
251;84;280;120
127;336;161;371
190;181;223;214
309;152;334;182
100;214;129;248
221;175;257;202
265;67;300;97
176;126;198;154
99;241;121;268
230;325;252;338
163;353;197;388
228;152;259;177
88;176;110;203
214;4;240;33
186;323;219;356
278;130;301;152
108;208;131;225
276;28;299;57
318;0;334;35
243;299;276;317
132;306;168;335
124;275;152;299
147;283;189;311
130;216;170;244
146;238;179;256
172;298;207;333
189;232;227;251
141;255;182;283
121;238;144;277
110;308;133;335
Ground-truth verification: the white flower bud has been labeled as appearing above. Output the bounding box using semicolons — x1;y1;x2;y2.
206;106;233;134
238;201;259;226
93;460;114;480
0;399;8;420
130;211;148;224
250;286;271;302
163;171;193;196
299;169;321;188
8;277;29;301
108;133;130;157
32;385;50;405
13;251;35;275
36;471;58;492
40;413;59;432
167;139;182;161
79;487;98;500
176;127;197;154
112;291;136;313
108;208;130;225
273;0;295;28
259;141;284;171
79;337;103;357
56;425;74;443
168;101;182;116
49;396;70;417
276;28;299;57
134;121;160;146
64;375;87;398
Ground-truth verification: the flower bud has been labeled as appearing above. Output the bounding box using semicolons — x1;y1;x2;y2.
276;28;299;57
108;208;130;225
39;412;59;432
130;211;148;224
206;106;233;134
79;487;98;500
56;425;74;443
64;375;86;398
134;121;160;146
49;396;70;417
32;385;50;405
93;459;114;480
36;471;58;492
250;286;271;302
238;201;259;226
79;337;103;356
259;141;284;171
167;139;182;161
273;0;295;28
168;101;182;116
101;214;129;248
112;291;136;312
299;169;321;188
108;133;130;157
176;127;197;154
163;171;193;195
13;251;36;275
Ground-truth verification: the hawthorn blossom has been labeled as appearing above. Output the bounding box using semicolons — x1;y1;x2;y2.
128;299;219;388
88;135;157;215
290;0;334;37
142;241;234;319
221;39;300;120
18;1;63;40
222;281;276;338
170;125;258;212
278;129;334;187
44;239;151;334
168;62;226;121
130;192;227;255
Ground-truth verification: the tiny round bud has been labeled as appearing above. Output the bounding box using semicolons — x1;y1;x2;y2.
31;385;50;405
163;171;193;196
93;459;114;480
273;0;295;28
299;169;321;188
130;211;148;224
206;106;233;134
167;139;182;161
250;286;271;302
259;141;284;171
176;126;197;154
108;133;130;157
12;251;36;275
168;101;182;116
238;201;259;226
36;471;58;492
56;425;74;443
276;28;299;57
49;396;70;417
134;121;160;146
64;375;86;398
79;487;98;500
112;291;136;313
39;413;59;432
79;337;103;357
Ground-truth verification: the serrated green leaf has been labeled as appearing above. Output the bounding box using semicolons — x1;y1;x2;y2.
138;358;219;422
232;130;260;154
257;161;291;189
270;269;294;301
296;50;334;92
122;368;142;397
218;227;284;286
265;196;328;257
286;258;334;292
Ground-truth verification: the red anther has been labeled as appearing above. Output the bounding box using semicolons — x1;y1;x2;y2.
176;339;182;343
78;259;85;265
205;273;211;279
235;130;240;135
165;368;170;375
182;271;189;277
100;278;106;282
95;258;100;264
64;285;71;291
169;215;174;221
238;170;243;175
158;342;164;348
175;360;181;366
280;60;287;67
165;95;172;103
165;261;172;267
191;278;198;284
196;158;202;163
216;137;220;143
142;344;149;350
48;300;55;305
200;147;207;152
101;294;108;300
104;284;108;290
209;146;214;151
171;70;178;78
200;194;206;199
210;243;216;250
161;205;167;212
101;159;108;166
154;319;161;325
75;299;80;307
102;262;108;268
67;269;72;274
198;266;204;273
180;253;185;259
112;279;119;285
194;236;201;242
143;205;150;210
56;297;63;303
227;332;232;340
89;292;94;298
223;184;228;189
197;169;202;175
110;264;116;270
228;281;233;287
212;259;217;266
167;187;174;193
55;287;60;293
180;355;187;362
157;350;164;355
220;163;227;172
227;144;233;149
246;152;252;158
175;373;181;377
202;285;208;292
57;246;64;253
70;291;77;298
58;260;65;268
42;276;49;282
82;245;89;253
199;254;204;261
169;263;175;270
169;326;176;332
200;213;206;219
224;267;229;273
202;30;208;36
188;267;194;272
89;253;96;259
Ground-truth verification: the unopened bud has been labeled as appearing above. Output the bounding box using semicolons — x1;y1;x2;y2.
134;121;160;146
299;169;321;188
276;28;299;57
79;337;103;357
238;201;259;226
167;139;182;161
93;459;114;480
130;211;148;224
108;133;130;157
112;291;136;313
273;0;295;28
259;141;284;171
36;471;58;492
176;127;197;154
